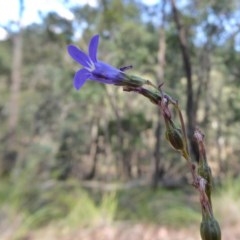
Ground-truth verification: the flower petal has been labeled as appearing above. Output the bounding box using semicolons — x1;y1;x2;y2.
73;68;91;90
67;45;92;68
91;61;125;84
95;61;122;78
88;35;99;62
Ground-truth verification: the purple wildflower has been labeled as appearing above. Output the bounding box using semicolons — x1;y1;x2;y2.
67;35;128;90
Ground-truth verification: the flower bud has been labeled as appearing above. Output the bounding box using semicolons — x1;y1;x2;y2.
198;162;213;205
165;121;185;152
200;217;221;240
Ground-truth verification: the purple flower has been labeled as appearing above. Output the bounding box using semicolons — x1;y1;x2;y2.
67;35;128;90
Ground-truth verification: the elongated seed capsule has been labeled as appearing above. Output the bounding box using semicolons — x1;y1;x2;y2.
198;162;213;206
165;121;185;152
200;216;221;240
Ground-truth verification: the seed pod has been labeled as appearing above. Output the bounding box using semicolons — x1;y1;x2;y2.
198;163;213;205
165;124;184;151
200;217;221;240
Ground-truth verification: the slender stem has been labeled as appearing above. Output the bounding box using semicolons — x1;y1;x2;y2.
175;103;190;156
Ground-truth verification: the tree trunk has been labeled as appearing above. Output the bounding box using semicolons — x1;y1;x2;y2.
152;29;166;187
170;0;199;162
152;2;166;188
8;33;22;143
1;1;24;176
85;121;100;180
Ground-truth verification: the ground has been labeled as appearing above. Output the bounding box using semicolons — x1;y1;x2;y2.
7;222;240;240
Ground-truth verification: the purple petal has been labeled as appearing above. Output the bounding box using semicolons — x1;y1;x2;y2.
88;35;99;62
73;68;91;90
91;61;124;84
67;45;92;68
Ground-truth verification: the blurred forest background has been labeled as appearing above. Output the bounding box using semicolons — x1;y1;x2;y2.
1;0;240;239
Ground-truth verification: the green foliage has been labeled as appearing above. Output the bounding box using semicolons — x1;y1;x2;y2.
1;0;240;238
0;41;11;74
0;175;201;235
215;177;240;200
64;191;118;227
0;0;238;182
113;22;158;71
116;187;201;227
210;178;240;237
0;176;118;231
1;176;240;238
